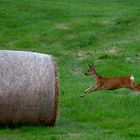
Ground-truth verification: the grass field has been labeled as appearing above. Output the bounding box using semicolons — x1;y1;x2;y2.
0;0;140;139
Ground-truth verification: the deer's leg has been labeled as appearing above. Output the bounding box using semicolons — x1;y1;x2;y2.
130;84;140;91
80;86;98;98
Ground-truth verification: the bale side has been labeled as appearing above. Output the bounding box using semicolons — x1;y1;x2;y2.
0;51;59;126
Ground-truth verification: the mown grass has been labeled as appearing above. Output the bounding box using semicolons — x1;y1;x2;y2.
0;0;140;139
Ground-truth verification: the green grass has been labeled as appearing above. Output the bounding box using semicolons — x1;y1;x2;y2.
0;0;140;139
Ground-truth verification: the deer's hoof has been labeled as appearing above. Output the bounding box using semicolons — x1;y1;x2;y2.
80;94;85;98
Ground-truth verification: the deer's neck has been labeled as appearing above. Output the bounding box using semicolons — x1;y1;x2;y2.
92;74;102;81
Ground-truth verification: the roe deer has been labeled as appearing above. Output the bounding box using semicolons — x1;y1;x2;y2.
80;64;140;98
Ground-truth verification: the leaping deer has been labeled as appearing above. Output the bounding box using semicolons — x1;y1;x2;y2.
80;64;140;98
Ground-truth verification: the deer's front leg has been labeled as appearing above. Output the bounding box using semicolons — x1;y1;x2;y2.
80;86;98;98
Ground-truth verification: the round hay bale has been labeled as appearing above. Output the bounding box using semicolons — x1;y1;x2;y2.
0;50;58;126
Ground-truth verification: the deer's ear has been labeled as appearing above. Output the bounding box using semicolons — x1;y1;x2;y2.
91;64;94;68
88;64;92;69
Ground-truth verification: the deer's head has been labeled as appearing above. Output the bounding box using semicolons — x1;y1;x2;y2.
85;64;97;76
